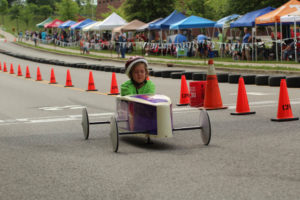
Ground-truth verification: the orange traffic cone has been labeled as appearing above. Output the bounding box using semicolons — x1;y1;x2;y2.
14;38;16;42
4;38;7;43
0;62;2;71
36;67;42;81
204;59;227;110
25;66;31;78
177;74;190;106
3;62;7;72
64;69;74;87
10;63;14;74
146;76;150;80
231;77;255;115
49;68;57;84
271;79;299;122
17;64;22;76
86;71;97;91
108;72;119;95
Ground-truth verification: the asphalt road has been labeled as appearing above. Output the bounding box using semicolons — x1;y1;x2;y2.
0;41;299;200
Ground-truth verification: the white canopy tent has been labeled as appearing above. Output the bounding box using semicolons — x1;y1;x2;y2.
280;10;300;62
93;12;127;31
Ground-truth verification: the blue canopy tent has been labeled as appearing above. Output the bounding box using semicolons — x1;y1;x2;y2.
215;14;240;28
230;7;275;61
59;20;76;29
149;10;186;30
71;18;95;30
230;7;275;28
170;15;216;29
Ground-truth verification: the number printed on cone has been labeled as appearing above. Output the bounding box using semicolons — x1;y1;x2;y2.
282;104;291;111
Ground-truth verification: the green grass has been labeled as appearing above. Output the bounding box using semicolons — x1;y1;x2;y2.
18;41;127;61
17;41;300;72
57;43;298;65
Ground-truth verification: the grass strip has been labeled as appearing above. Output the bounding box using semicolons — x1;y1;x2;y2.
17;41;300;72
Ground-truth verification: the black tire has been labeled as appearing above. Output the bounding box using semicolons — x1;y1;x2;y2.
99;66;105;71
183;72;194;80
269;76;286;86
217;73;228;83
161;70;184;78
120;68;125;73
192;72;207;81
255;75;269;86
114;67;122;73
286;76;300;88
104;66;112;72
243;75;256;84
153;71;163;77
228;74;240;84
171;72;184;79
149;70;154;76
111;67;117;72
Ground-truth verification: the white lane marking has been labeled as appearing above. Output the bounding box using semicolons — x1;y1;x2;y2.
230;92;274;96
38;105;86;111
30;118;75;123
1;98;300;126
0;113;114;126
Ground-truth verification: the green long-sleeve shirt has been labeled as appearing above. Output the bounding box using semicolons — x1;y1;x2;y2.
121;80;155;96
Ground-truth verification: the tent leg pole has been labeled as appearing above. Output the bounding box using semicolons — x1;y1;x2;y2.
280;22;283;62
294;19;297;63
275;23;278;62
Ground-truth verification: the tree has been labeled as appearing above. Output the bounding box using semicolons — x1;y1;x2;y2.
100;4;125;19
0;0;8;24
7;0;14;7
206;0;230;19
225;0;290;16
79;0;97;19
26;0;61;10
56;0;79;21
122;0;175;22
175;0;214;20
38;5;53;19
21;3;38;29
9;0;23;32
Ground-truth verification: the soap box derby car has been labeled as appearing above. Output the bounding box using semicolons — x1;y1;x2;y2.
82;94;211;152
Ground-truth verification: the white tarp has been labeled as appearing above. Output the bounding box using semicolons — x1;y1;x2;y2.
93;12;127;30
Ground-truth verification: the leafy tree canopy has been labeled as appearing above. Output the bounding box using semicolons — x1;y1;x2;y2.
122;0;175;22
56;0;79;21
26;0;61;9
0;0;8;14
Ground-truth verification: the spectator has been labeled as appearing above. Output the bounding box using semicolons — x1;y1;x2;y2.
83;39;90;54
282;39;295;61
18;31;23;42
232;40;242;60
79;38;84;54
119;30;126;58
218;31;225;57
242;27;252;61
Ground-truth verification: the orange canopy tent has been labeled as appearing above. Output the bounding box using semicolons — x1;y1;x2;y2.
255;0;300;24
